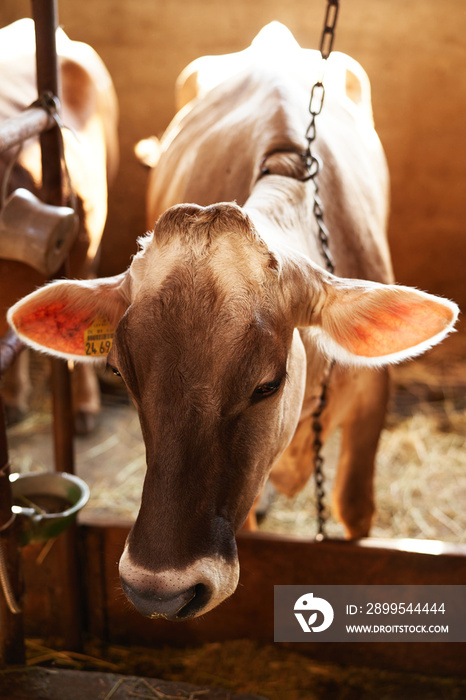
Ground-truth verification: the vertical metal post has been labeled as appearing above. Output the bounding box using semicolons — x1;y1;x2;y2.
50;360;75;473
31;0;82;651
32;0;63;207
31;0;75;477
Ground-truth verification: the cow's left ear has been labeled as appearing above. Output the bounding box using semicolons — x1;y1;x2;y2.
288;261;459;366
7;272;131;362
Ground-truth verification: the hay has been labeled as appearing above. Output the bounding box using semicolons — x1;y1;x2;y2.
260;410;466;542
26;639;119;671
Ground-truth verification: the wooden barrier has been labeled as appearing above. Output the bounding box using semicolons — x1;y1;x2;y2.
20;517;466;677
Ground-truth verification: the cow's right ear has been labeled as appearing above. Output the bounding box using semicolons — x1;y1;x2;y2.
7;272;131;361
281;253;459;366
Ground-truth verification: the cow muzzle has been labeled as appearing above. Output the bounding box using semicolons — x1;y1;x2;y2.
118;547;240;620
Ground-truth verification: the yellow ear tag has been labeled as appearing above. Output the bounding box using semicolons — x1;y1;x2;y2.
84;317;114;357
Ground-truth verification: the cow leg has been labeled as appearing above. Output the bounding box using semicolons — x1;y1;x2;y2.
1;351;31;424
241;492;263;531
72;363;101;435
270;366;390;539
242;481;278;531
242;509;258;532
332;367;390;539
0;354;101;434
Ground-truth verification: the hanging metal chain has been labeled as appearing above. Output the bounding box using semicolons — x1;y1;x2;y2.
305;0;340;540
312;359;335;541
302;0;339;277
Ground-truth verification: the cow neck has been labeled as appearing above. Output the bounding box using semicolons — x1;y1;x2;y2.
245;171;322;267
247;161;335;542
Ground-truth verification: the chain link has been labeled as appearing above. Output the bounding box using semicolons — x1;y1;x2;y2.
320;0;340;59
302;0;339;277
305;1;340;539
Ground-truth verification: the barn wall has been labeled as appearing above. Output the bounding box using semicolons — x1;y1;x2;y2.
2;0;465;311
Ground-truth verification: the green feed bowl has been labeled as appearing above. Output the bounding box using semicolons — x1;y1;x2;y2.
9;471;90;545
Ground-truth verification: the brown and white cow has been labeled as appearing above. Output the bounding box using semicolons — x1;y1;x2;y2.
0;18;118;431
8;24;458;619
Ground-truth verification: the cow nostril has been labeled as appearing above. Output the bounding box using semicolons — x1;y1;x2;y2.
120;575;212;621
175;583;210;620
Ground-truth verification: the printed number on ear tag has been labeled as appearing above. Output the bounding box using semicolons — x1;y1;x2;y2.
84;317;114;356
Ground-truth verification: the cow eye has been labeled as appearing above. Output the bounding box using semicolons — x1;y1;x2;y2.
106;362;121;377
253;378;282;399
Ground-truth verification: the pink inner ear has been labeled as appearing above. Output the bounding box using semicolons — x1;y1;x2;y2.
12;300;94;356
335;297;454;358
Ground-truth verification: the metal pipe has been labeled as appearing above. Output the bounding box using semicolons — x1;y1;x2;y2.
32;0;63;207
31;0;82;653
0;108;54;154
51;359;75;473
31;0;75;477
0;331;24;380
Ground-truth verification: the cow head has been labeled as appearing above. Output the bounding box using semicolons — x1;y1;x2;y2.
8;202;458;619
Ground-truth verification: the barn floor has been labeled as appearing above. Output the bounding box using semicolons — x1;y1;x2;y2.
8;637;466;700
0;665;267;700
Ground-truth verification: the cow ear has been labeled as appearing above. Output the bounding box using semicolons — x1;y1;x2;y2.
7;272;130;362
288;261;459;366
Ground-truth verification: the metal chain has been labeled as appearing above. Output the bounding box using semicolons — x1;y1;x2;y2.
302;0;339;277
312;359;335;541
305;0;340;540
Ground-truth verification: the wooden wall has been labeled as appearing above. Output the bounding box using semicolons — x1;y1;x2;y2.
1;0;465;311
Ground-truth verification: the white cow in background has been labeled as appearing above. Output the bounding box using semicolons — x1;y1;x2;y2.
0;19;118;433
